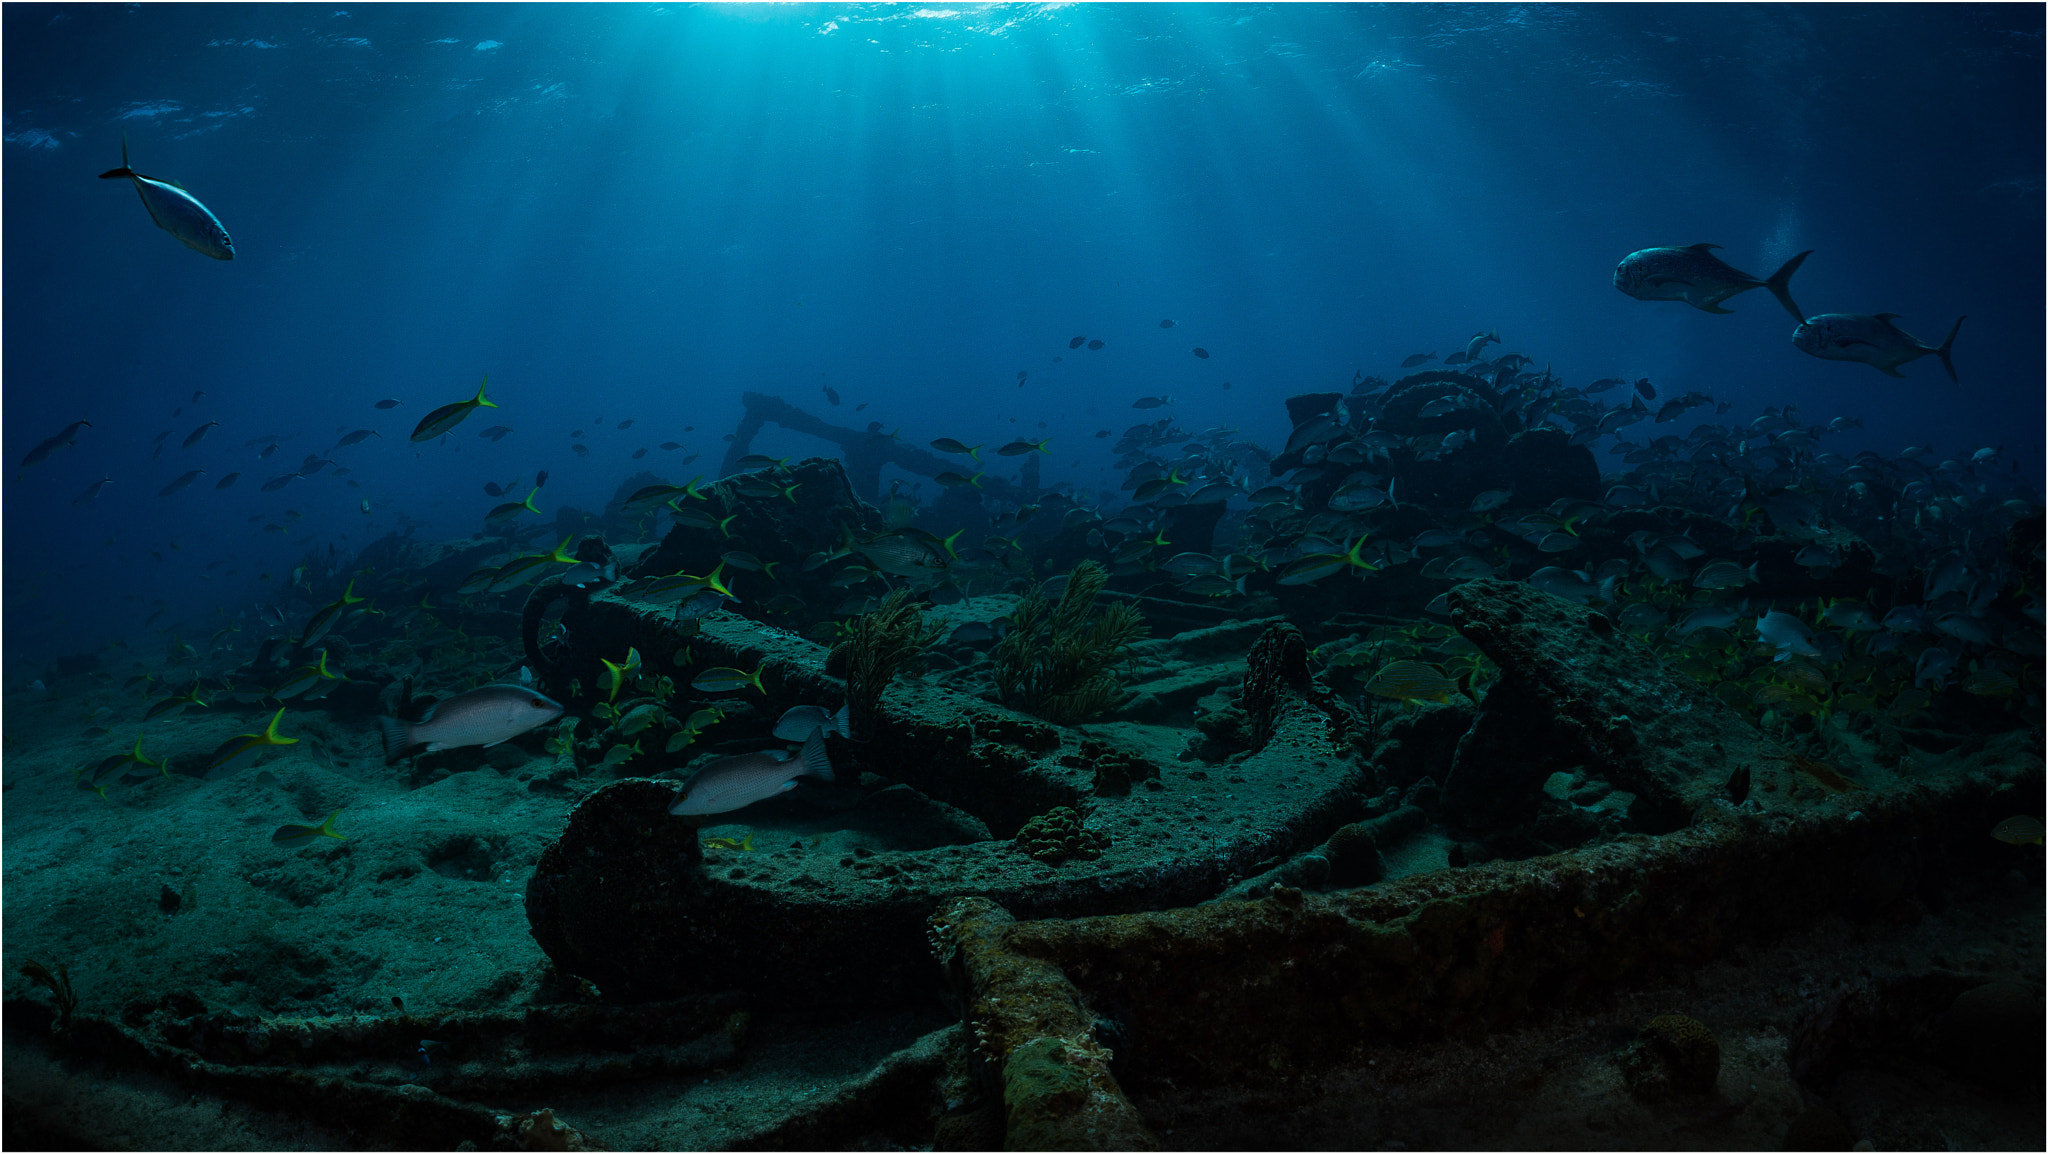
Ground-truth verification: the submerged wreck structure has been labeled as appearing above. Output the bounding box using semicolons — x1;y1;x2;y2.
6;385;2041;1151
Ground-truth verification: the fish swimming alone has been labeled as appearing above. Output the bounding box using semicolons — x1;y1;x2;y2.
1791;313;1963;382
99;135;235;260
1613;244;1810;320
379;684;564;759
668;730;833;817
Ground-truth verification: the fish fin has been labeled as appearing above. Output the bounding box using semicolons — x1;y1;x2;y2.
1934;316;1964;384
1764;250;1811;321
1700;303;1736;314
1879;364;1907;378
378;717;414;760
798;730;833;783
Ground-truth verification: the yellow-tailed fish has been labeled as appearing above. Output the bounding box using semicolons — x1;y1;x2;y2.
691;665;766;695
599;646;644;703
207;709;298;776
272;809;346;849
300;578;365;647
485;487;542;522
1276;534;1378;586
411;376;496;442
271;650;343;701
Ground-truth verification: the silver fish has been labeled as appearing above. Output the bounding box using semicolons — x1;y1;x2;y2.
379;684;563;758
1613;244;1808;320
1792;313;1963;382
669;730;833;817
772;704;851;742
99;136;234;260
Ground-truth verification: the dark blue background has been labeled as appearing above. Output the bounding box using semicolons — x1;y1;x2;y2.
5;3;2041;671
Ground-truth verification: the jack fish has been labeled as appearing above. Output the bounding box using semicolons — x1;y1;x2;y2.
1614;244;1809;320
1792;313;1963;382
99;135;234;260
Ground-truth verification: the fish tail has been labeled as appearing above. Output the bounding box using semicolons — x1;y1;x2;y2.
1934;316;1965;384
1764;250;1812;321
378;717;414;761
798;730;834;783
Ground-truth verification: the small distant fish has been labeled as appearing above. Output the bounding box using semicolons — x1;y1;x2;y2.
73;477;114;505
1016;370;1029;384
1990;816;2043;846
998;438;1050;457
336;428;379;447
181;420;219;449
931;438;982;461
215;472;240;490
617;418;635;429
1364;660;1460;704
1087;339;1105;350
158;469;206;496
484;481;506;497
668;730;833;817
535;469;549;487
632;448;648;459
1192;348;1210;359
1400;352;1436;368
1792;313;1963;382
1634;378;1656;400
773;703;851;741
22;419;91;467
1463;330;1499;360
1755;611;1821;662
1159;319;1175;328
692;665;767;694
261;472;301;493
1613;244;1810;320
1069;336;1086;349
1693;559;1759;589
411;376;497;441
486;488;541;522
1132;396;1172;409
571;443;590;457
374;398;401;409
98;134;234;259
660;442;682;451
272;809;347;849
1468;488;1513;513
379;684;563;758
477;425;513;442
258;443;279;459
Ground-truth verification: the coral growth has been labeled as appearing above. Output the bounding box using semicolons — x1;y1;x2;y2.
992;561;1147;724
1015;806;1111;864
828;589;945;735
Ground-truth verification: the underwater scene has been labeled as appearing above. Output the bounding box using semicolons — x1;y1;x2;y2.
3;3;2043;1150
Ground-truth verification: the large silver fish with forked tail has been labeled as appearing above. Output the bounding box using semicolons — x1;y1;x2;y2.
1614;243;1809;320
99;135;235;260
1792;313;1964;382
379;684;563;759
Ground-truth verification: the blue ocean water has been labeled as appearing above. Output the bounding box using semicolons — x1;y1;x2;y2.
3;2;2040;671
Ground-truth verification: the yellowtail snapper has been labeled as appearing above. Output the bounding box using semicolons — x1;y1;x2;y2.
206;709;298;776
411;376;496;441
272;809;348;849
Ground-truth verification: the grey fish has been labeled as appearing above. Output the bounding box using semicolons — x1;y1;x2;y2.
98;135;234;260
1792;313;1963;382
181;420;219;449
22;420;91;467
379;684;563;758
1613;244;1808;320
158;469;206;496
668;731;833;817
772;704;852;742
